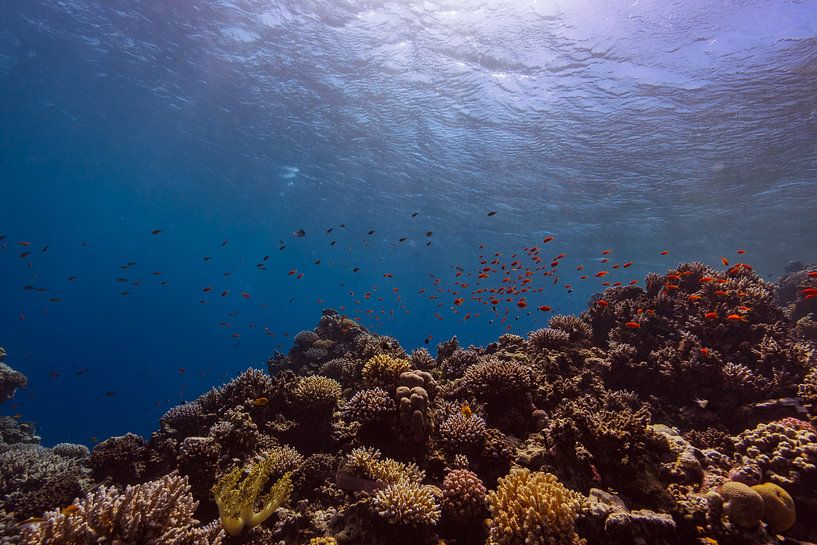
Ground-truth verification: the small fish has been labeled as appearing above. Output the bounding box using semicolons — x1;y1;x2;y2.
660;250;669;255
721;257;729;266
202;287;213;292
325;227;334;234
16;517;45;526
461;403;472;418
330;240;336;246
49;297;62;303
805;293;817;300
203;256;212;261
221;239;228;247
67;275;78;281
737;249;745;254
594;271;609;277
802;288;817;295
353;267;360;273
252;397;269;406
367;230;375;235
601;249;611;255
694;398;709;409
667;274;681;281
543;236;554;243
453;298;465;306
241;291;251;299
18;241;31;246
19;251;30;258
727;314;748;322
699;276;714;283
622;261;633;268
151;229;162;235
517;299;528;308
537;305;552;312
398;237;407;242
178;368;185;374
808;271;817;278
624;321;640;329
688;294;702;301
426;231;433;237
597;299;609;307
61;505;80;516
41;245;48;252
292;229;306;237
714;290;729;296
383;273;394;278
699;347;709;357
704;311;718;320
411;212;418;217
104;391;116;397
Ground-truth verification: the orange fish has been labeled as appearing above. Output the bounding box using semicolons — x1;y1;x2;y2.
667;274;681;281
721;256;729;266
624;321;640;329
543;236;554;243
699;277;714;283
704;311;718;320
537;305;551;312
202;287;213;292
700;347;709;357
805;294;817;300
660;250;669;255
517;300;528;308
687;295;701;301
601;249;611;255
383;273;393;278
714;290;729;296
737;249;745;254
453;298;465;306
178;368;185;374
595;271;609;277
241;292;251;299
802;288;817;295
808;271;817;278
460;403;472;418
622;261;633;268
597;299;609;307
252;397;269;406
727;314;748;322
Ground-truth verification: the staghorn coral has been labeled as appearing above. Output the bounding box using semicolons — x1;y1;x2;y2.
212;450;294;536
362;355;411;390
372;480;441;527
732;419;817;489
486;469;585;545
441;469;487;523
343;388;395;425
20;474;223;545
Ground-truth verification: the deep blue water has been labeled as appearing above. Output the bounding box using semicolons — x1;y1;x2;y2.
1;0;816;445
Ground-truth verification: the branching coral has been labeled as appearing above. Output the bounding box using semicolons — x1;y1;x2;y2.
212;449;295;536
372;480;441;527
292;375;342;411
20;474;223;545
343;388;395;425
486;469;585;545
441;469;487;523
346;447;424;484
362;355;411;390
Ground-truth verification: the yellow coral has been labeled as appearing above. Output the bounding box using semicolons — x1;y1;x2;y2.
487;469;586;545
362;354;411;389
212;452;293;536
305;538;338;545
751;482;795;533
347;446;424;484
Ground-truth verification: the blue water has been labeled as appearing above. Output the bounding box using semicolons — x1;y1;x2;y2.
1;0;816;445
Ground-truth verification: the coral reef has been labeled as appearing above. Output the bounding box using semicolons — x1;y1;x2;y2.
7;262;817;544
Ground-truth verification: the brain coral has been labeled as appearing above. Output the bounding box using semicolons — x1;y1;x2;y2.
487;469;585;545
362;355;411;390
719;481;764;529
751;482;796;533
372;480;441;527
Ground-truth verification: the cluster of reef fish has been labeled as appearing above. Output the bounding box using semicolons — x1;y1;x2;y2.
2;260;817;545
